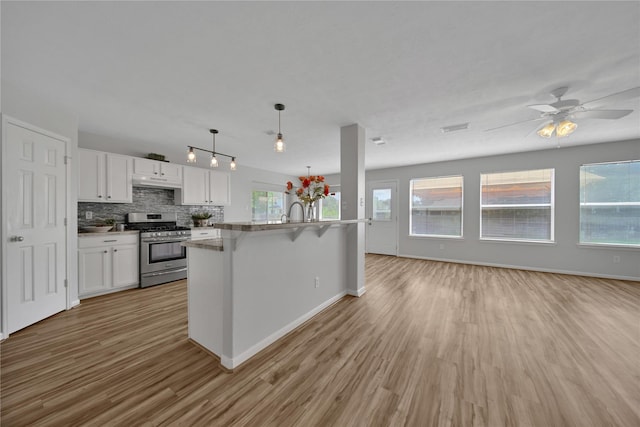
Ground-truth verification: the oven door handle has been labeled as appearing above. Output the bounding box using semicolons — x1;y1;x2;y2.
142;238;191;244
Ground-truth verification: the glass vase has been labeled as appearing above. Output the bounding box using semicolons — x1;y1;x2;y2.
306;202;316;222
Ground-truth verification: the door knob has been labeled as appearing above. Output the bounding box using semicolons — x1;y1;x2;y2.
11;236;24;242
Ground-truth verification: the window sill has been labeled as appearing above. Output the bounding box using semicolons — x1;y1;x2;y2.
409;234;464;241
479;238;556;246
577;243;639;251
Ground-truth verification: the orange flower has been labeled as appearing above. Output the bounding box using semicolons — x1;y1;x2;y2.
309;175;316;182
286;181;293;191
324;184;330;196
296;188;303;196
302;178;310;188
317;176;325;182
299;176;306;182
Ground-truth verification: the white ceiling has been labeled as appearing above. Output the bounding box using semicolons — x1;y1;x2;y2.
2;1;639;175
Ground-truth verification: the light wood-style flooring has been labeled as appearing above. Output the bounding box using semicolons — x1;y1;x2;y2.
2;255;639;426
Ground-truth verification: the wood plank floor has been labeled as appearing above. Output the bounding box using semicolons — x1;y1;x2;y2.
2;255;639;426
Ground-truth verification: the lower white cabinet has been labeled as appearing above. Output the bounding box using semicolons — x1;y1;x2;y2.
78;233;139;298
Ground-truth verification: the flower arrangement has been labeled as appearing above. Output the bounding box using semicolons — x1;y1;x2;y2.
286;173;330;206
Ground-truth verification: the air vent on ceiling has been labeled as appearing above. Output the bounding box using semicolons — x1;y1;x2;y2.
371;137;386;145
440;123;469;133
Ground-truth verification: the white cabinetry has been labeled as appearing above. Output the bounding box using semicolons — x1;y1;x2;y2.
78;149;132;202
177;166;231;206
190;228;221;240
132;158;182;188
78;233;139;298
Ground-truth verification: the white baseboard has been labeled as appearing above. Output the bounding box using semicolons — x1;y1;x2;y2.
397;253;640;282
70;299;80;308
347;287;366;297
223;291;348;370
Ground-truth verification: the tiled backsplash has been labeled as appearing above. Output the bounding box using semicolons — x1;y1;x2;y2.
78;187;224;228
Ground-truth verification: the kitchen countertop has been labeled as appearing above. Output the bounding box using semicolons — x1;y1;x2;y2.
182;238;224;251
78;230;139;237
212;218;369;232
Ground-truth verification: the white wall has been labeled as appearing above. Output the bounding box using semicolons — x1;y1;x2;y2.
364;139;639;280
1;81;81;309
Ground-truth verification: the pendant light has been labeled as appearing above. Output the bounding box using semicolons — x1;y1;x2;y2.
274;103;286;153
185;129;237;171
210;129;219;167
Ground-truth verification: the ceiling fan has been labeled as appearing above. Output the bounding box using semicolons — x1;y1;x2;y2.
486;86;640;138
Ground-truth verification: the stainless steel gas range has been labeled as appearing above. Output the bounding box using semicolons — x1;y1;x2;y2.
126;213;191;288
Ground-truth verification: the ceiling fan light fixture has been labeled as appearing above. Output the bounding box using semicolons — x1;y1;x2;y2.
556;120;577;137
537;123;556;138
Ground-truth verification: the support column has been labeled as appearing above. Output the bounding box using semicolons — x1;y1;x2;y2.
340;124;366;296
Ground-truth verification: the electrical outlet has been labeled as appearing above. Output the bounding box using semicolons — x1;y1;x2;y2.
613;255;621;264
85;211;93;220
315;277;320;288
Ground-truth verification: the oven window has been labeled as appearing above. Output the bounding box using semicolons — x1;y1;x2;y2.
148;241;186;263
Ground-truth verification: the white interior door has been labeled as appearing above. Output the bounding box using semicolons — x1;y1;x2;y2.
366;181;398;255
4;120;68;334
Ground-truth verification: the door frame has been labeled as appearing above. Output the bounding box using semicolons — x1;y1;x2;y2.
366;179;399;256
1;115;71;339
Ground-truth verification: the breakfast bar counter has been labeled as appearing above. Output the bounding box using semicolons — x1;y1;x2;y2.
182;219;367;370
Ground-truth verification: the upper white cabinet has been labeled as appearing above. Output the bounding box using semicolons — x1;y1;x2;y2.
78;149;132;203
132;158;182;188
177;165;231;206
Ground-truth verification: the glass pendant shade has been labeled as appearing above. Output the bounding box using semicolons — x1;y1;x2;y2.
537;123;556;138
274;133;286;153
556;120;577;137
187;147;196;162
210;154;218;167
230;157;237;171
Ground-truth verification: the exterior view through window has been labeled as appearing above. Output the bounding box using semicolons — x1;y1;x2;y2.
410;175;463;237
372;189;392;221
252;190;285;222
480;169;554;241
580;160;640;246
320;192;340;220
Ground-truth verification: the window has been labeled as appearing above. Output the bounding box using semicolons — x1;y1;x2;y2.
251;190;285;222
320;192;340;220
580;160;640;246
480;168;554;241
372;189;392;221
410;175;463;237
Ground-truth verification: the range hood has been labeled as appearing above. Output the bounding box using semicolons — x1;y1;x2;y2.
132;175;182;189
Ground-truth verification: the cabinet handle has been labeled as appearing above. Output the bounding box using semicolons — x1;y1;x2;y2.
113;249;118;252
98;195;102;198
107;195;111;199
161;173;165;176
103;240;117;242
104;250;108;253
154;172;158;175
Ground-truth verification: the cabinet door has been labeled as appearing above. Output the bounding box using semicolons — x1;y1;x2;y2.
160;163;182;181
111;244;139;288
105;154;132;202
78;149;105;201
78;247;110;295
182;166;210;205
133;158;159;176
209;171;231;205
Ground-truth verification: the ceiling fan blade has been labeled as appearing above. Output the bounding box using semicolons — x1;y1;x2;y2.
485;116;547;132
581;87;640;108
573;109;633;120
527;104;559;113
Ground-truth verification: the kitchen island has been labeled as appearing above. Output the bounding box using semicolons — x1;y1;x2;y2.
182;219;367;370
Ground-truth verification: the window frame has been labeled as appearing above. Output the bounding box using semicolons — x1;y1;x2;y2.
319;190;341;221
479;168;555;243
409;174;464;238
579;159;640;248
